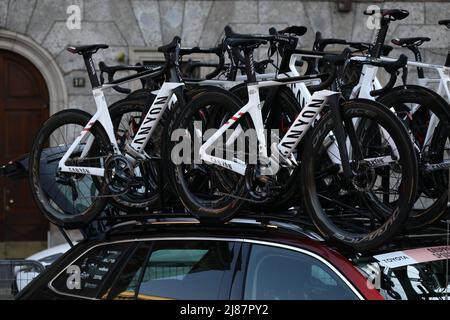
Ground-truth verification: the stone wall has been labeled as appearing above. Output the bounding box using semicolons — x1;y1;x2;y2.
1;0;449;113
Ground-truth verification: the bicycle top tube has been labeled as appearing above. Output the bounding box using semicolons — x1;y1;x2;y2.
67;36;183;90
379;56;449;71
101;66;166;90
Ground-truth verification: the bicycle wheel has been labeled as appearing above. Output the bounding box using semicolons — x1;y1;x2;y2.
377;85;450;230
301;99;417;251
166;89;250;222
29;109;111;228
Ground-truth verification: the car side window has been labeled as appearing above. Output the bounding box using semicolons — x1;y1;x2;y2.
136;240;235;300
50;242;130;299
102;242;152;300
244;244;358;300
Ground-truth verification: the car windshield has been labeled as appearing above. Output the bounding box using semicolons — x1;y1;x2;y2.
357;245;450;300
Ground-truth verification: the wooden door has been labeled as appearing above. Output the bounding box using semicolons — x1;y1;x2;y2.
0;50;49;241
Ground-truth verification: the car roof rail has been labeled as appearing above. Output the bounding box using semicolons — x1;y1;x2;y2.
59;206;325;243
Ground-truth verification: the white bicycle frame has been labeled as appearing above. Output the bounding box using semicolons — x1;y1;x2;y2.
287;53;402;167
57;81;183;177
198;51;402;176
198;78;335;176
57;53;313;179
197;53;338;176
351;56;450;149
379;57;450;100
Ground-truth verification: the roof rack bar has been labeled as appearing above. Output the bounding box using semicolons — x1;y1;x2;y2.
96;212;192;222
395;233;449;239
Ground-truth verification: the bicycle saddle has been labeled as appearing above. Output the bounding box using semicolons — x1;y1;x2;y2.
67;44;108;55
391;37;430;47
439;19;450;28
225;37;267;48
364;9;409;21
278;26;307;36
158;36;181;53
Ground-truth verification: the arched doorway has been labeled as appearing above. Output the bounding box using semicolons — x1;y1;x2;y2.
0;30;67;257
0;50;49;255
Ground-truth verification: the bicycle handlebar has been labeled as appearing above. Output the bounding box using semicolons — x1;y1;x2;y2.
308;49;351;92
99;61;167;94
99;62;150;94
366;54;408;96
314;32;347;51
179;44;226;79
179;46;221;55
314;32;393;56
224;25;295;45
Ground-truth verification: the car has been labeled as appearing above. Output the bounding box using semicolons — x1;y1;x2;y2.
15;216;384;300
14;243;74;292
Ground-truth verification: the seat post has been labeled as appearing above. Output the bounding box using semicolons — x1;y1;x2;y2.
445;49;450;68
228;47;241;81
243;47;257;84
407;45;425;78
370;18;390;58
82;53;101;88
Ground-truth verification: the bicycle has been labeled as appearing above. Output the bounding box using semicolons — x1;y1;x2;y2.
28;37;234;228
302;10;450;230
167;29;418;251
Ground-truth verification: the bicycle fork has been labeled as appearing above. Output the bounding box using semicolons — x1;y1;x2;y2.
328;93;354;179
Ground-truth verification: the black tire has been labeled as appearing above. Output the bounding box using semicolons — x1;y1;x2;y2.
29;109;112;229
301;99;417;251
377;85;450;230
166;89;250;222
230;84;302;211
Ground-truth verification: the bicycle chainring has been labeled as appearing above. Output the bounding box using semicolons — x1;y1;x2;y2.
105;155;135;194
244;164;282;202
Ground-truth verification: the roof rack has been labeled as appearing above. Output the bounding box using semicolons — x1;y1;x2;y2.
54;204;449;257
374;219;449;252
54;205;324;244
